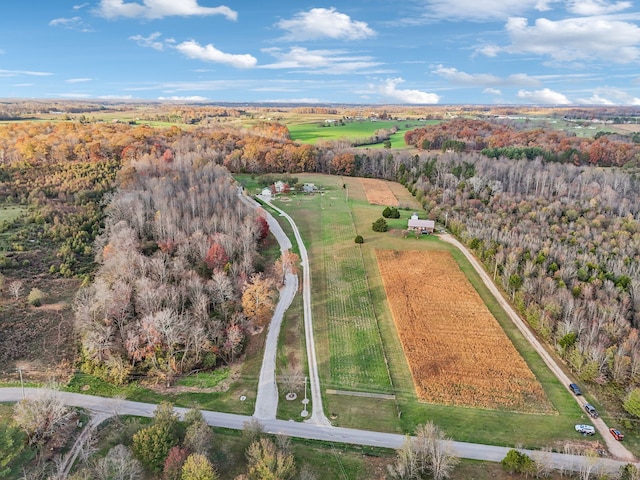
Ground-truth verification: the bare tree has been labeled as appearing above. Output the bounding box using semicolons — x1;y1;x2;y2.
8;280;23;300
388;422;458;480
279;363;304;397
12;388;68;446
92;444;143;480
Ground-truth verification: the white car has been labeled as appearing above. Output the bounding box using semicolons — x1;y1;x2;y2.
575;424;595;435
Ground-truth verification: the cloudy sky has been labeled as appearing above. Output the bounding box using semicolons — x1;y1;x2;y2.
2;0;640;105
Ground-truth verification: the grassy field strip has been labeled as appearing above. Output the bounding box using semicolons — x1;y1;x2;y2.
319;192;392;393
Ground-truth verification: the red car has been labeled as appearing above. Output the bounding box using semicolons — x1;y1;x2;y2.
610;428;624;441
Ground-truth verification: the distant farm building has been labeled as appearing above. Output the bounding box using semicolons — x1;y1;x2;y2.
303;183;316;193
261;187;272;197
408;214;435;234
273;180;290;193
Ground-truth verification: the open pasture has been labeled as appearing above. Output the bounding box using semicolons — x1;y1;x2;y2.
320;195;392;393
359;178;399;207
375;249;554;414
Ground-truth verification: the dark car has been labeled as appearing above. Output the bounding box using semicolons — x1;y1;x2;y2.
610;428;624;441
584;403;598;418
569;383;582;395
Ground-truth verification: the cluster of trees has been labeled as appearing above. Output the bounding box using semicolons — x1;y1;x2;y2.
383;206;401;219
404;119;640;167
74;149;275;383
387;422;458;480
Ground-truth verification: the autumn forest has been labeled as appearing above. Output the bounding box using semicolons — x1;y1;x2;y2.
2;103;640;478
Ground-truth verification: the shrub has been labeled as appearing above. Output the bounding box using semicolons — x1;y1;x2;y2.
372;218;388;232
27;288;45;307
354;235;364;244
501;449;535;475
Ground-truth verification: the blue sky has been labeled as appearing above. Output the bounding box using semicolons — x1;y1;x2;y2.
1;0;640;105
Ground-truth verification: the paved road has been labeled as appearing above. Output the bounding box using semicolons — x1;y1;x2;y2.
256;195;331;426
248;195;299;419
0;388;632;475
237;190;298;419
440;234;637;463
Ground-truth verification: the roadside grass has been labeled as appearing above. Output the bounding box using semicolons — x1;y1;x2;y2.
64;327;266;416
175;368;231;388
276;292;310;421
277;173;594;450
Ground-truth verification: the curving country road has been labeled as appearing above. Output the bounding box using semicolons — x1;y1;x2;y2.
0;387;632;475
440;234;637;463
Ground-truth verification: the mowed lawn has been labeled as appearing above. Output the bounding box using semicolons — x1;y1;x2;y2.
272;173;593;450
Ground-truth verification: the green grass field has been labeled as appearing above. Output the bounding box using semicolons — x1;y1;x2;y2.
287;119;433;147
268;173;607;450
0;205;25;223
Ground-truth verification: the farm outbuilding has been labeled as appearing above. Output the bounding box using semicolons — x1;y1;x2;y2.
407;216;435;234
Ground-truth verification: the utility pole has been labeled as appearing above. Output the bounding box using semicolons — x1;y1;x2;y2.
301;376;309;417
17;367;25;399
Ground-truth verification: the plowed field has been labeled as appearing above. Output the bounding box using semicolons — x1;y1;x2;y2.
376;249;554;413
360;178;398;206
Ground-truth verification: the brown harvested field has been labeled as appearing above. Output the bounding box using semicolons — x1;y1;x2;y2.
376;249;554;414
360;178;399;206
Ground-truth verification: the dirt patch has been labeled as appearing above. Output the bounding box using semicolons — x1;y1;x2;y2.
360;178;399;206
0;277;79;382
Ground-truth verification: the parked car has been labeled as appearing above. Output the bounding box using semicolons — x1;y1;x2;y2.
569;383;582;395
575;424;595;435
610;428;624;441
584;403;598;418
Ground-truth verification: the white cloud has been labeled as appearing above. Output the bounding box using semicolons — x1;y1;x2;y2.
497;16;640;63
576;88;640;105
417;0;554;22
66;78;92;83
95;0;237;20
175;40;257;69
12;83;33;87
73;3;89;9
49;17;93;32
517;88;572;104
0;69;52;77
276;8;375;41
566;0;632;15
130;32;164;50
483;88;502;95
432;65;540;87
261;47;382;74
376;78;440;104
158;96;208;101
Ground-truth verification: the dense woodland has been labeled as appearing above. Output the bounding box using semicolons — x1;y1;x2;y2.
405;118;640;166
